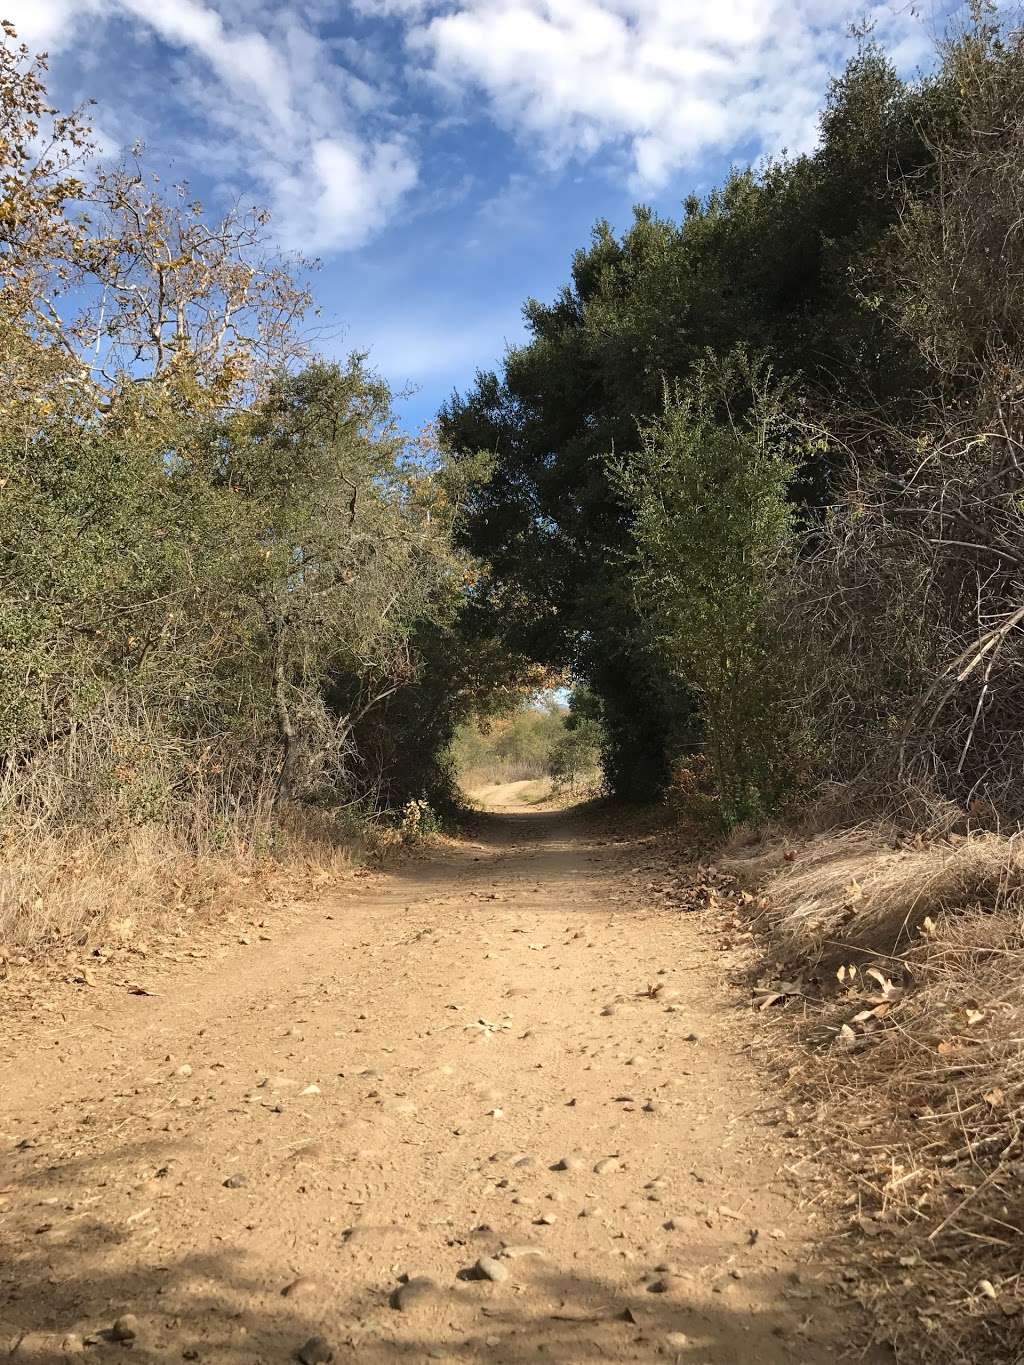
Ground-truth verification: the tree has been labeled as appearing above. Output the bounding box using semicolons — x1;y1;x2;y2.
0;24;473;832
612;352;803;823
440;43;937;800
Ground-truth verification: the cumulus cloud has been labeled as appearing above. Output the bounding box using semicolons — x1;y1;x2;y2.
9;0;418;253
403;0;932;188
9;0;933;254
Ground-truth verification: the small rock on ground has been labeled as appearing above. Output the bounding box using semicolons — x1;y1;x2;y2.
296;1336;333;1364
391;1276;440;1312
475;1256;509;1282
282;1277;319;1299
110;1316;139;1343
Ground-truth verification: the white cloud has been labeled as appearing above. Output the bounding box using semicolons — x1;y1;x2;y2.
3;0;98;48
9;0;418;253
402;0;933;188
8;0;936;255
273;133;419;252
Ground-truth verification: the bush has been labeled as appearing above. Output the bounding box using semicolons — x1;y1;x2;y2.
612;350;809;824
547;717;603;793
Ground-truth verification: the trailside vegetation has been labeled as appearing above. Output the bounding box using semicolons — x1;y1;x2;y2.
441;10;1024;832
0;25;528;948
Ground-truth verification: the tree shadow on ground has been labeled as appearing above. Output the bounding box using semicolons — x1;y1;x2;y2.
1;1127;889;1363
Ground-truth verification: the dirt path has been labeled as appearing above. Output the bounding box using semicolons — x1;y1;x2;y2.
0;806;876;1363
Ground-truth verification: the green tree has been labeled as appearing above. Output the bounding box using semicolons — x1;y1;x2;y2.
612;352;803;823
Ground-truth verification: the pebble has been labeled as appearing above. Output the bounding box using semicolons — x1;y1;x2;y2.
535;1213;557;1225
110;1315;139;1343
593;1157;620;1175
553;1156;583;1172
475;1256;509;1282
665;1332;690;1350
500;1245;545;1260
296;1336;333;1364
222;1173;249;1189
391;1276;439;1312
282;1277;319;1299
647;1276;682;1295
261;1075;300;1092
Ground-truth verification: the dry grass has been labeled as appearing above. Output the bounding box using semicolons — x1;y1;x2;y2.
733;824;1024;1363
727;827;1024;967
458;757;554;789
0;807;365;956
0;707;370;957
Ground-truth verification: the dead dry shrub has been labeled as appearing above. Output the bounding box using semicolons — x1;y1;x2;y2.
738;828;1024;967
743;827;1024;1363
0;705;367;955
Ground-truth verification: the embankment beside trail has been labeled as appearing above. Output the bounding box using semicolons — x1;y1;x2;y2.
722;825;1024;1365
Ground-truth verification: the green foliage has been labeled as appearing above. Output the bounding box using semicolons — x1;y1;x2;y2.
442;15;1024;824
439;40;939;802
399;796;442;842
0;358;463;809
547;716;603;794
612;352;805;823
452;696;570;788
0;26;484;841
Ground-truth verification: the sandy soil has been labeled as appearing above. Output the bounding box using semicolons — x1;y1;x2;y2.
0;800;883;1363
466;780;552;809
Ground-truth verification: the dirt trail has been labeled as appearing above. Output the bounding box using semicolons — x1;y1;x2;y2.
0;804;876;1363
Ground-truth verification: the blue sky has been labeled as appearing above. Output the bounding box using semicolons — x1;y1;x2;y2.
13;0;944;432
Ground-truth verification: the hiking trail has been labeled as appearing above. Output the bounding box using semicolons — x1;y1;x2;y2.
0;798;879;1363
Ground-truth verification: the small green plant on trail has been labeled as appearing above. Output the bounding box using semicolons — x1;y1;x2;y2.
400;797;442;843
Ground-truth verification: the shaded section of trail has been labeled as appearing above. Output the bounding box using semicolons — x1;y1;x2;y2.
0;808;880;1362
